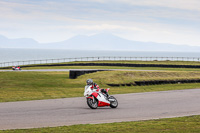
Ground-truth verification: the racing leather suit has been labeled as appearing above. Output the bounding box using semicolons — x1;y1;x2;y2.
84;83;109;97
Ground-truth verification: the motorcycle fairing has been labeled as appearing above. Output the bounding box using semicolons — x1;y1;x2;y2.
91;92;98;98
86;94;110;107
105;88;110;92
84;85;117;108
98;101;110;107
87;96;93;99
90;92;110;106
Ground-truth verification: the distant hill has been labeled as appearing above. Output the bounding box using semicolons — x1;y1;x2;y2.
0;35;40;49
0;33;200;51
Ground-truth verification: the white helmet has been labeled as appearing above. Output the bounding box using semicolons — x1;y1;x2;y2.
86;79;93;85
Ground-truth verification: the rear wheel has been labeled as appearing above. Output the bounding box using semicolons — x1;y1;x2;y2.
109;96;118;108
87;98;98;109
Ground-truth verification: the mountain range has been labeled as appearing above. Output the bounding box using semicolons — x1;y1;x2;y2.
0;33;200;51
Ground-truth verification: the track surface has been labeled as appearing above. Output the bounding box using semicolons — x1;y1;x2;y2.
0;69;159;72
0;69;72;72
0;89;200;130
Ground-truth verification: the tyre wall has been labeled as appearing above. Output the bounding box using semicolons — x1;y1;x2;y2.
69;69;109;79
107;79;200;87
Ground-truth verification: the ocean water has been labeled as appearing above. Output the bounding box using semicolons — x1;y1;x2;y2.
0;48;200;63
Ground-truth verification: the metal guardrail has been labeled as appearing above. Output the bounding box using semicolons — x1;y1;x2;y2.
0;56;200;68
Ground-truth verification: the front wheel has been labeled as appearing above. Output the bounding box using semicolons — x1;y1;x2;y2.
109;96;118;108
87;98;98;109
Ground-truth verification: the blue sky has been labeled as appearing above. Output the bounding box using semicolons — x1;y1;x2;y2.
0;0;200;46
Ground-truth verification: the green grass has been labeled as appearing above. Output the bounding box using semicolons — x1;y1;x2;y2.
77;70;200;85
0;71;81;102
1;115;200;133
1;61;200;132
1;71;200;102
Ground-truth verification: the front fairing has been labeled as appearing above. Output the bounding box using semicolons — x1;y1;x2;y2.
84;85;93;97
96;92;110;106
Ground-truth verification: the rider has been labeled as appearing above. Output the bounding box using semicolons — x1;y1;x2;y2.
86;79;109;97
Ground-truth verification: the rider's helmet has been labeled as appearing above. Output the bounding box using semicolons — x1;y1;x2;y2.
86;79;93;85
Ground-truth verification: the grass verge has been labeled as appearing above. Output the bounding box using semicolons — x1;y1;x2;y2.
1;115;200;133
1;71;200;102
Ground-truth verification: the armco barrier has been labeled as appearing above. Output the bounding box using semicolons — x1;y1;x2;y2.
69;69;110;79
2;62;200;70
1;56;200;68
11;63;200;69
107;79;200;87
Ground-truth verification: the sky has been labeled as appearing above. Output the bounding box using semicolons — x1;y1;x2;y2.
0;0;200;46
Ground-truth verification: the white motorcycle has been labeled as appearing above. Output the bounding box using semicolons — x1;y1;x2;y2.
12;66;21;70
84;86;118;109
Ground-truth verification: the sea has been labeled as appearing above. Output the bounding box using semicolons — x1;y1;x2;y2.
1;48;200;63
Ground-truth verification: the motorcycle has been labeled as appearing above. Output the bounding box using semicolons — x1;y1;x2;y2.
12;66;21;70
84;86;118;109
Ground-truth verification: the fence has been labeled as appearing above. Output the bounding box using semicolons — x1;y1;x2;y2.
0;56;200;68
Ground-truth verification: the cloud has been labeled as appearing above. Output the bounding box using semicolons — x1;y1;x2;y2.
84;0;200;11
0;0;200;46
65;24;144;32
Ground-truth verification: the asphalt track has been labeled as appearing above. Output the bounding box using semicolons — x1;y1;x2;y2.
0;69;160;72
0;89;200;130
0;69;71;72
